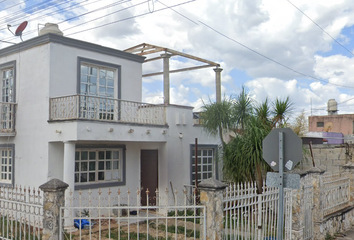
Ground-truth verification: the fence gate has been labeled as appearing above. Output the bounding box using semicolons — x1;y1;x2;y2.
303;183;314;240
223;182;293;240
60;188;206;240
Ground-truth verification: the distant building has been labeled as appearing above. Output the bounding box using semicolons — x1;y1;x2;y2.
308;99;354;135
308;99;354;144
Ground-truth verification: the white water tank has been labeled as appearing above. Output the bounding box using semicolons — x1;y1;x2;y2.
39;23;63;36
327;99;338;115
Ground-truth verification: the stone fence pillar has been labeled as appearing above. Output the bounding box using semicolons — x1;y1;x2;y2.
199;178;227;240
291;167;324;240
343;163;354;203
39;179;69;240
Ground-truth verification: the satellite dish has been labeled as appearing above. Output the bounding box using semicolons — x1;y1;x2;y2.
7;21;28;42
15;21;28;37
324;122;333;132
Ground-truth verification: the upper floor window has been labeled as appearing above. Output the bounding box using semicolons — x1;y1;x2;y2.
317;122;324;127
78;57;120;99
80;65;115;98
0;61;16;103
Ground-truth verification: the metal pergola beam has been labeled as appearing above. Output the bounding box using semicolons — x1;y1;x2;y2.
142;64;215;78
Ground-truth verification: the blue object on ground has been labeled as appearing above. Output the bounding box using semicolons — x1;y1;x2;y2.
74;219;91;229
264;237;276;240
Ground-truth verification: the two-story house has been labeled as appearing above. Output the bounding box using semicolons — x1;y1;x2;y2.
0;24;220;205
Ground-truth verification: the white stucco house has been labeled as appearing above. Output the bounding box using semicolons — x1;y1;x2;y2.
0;25;221;205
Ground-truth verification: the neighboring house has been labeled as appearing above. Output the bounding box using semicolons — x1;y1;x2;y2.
308;99;354;143
0;24;221;205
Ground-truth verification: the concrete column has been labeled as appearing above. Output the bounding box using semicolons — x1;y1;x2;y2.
161;53;172;105
214;67;223;103
62;142;76;229
199;178;227;240
63;141;75;191
39;178;69;240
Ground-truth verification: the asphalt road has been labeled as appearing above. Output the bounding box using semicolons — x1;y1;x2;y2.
335;229;354;239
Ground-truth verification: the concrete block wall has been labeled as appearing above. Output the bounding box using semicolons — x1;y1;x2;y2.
296;144;351;172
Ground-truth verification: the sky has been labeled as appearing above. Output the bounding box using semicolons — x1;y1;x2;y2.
1;0;354;119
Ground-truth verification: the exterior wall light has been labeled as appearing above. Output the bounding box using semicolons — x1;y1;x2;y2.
128;129;134;133
179;133;183;139
108;128;114;132
55;130;62;134
146;130;151;134
162;130;167;134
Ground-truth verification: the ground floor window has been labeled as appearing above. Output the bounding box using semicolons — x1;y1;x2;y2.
0;144;14;185
75;148;123;186
191;145;217;185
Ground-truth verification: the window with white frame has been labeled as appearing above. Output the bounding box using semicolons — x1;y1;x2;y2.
191;146;216;185
80;64;115;98
0;62;16;132
78;58;120;121
1;67;14;103
75;148;123;185
0;145;14;185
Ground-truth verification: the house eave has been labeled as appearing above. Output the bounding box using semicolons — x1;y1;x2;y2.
0;33;146;63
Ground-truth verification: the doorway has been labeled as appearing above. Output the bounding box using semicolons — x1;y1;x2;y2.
140;150;158;206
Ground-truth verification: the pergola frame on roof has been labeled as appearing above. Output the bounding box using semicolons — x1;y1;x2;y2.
124;43;222;104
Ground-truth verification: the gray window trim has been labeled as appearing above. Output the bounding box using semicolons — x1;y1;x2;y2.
190;144;218;185
77;57;121;100
74;144;126;190
0;61;16;102
0;143;15;187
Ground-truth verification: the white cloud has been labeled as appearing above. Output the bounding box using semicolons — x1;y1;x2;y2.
2;0;354;117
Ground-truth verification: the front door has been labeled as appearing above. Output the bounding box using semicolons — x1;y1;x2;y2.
140;150;158;206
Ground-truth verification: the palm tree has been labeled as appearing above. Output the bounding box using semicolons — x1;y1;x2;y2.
272;97;294;128
233;87;253;132
200;96;235;147
201;91;295;192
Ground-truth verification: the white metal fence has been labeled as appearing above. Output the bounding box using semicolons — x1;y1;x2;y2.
223;182;293;240
49;95;166;125
61;188;205;240
320;173;350;217
0;186;43;240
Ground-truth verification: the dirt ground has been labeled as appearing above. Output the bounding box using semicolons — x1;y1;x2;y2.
66;218;201;240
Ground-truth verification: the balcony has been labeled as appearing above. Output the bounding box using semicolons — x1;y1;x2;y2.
49;95;166;126
0;102;16;136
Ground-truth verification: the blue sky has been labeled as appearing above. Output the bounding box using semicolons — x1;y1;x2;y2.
1;0;354;119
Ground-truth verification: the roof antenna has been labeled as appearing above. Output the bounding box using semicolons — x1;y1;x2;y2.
7;21;28;42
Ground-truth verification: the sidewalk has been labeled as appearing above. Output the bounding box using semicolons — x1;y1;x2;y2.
335;229;354;239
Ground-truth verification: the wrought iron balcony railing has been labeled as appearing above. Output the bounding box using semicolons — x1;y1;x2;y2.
0;102;16;134
49;95;166;125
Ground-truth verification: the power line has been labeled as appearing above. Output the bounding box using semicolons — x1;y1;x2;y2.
56;0;130;25
1;0;77;29
61;0;135;32
287;0;354;57
0;0;64;25
0;0;128;42
198;20;354;89
0;0;31;13
65;0;196;37
156;0;198;25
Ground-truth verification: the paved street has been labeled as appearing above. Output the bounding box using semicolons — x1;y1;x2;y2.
336;229;354;239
